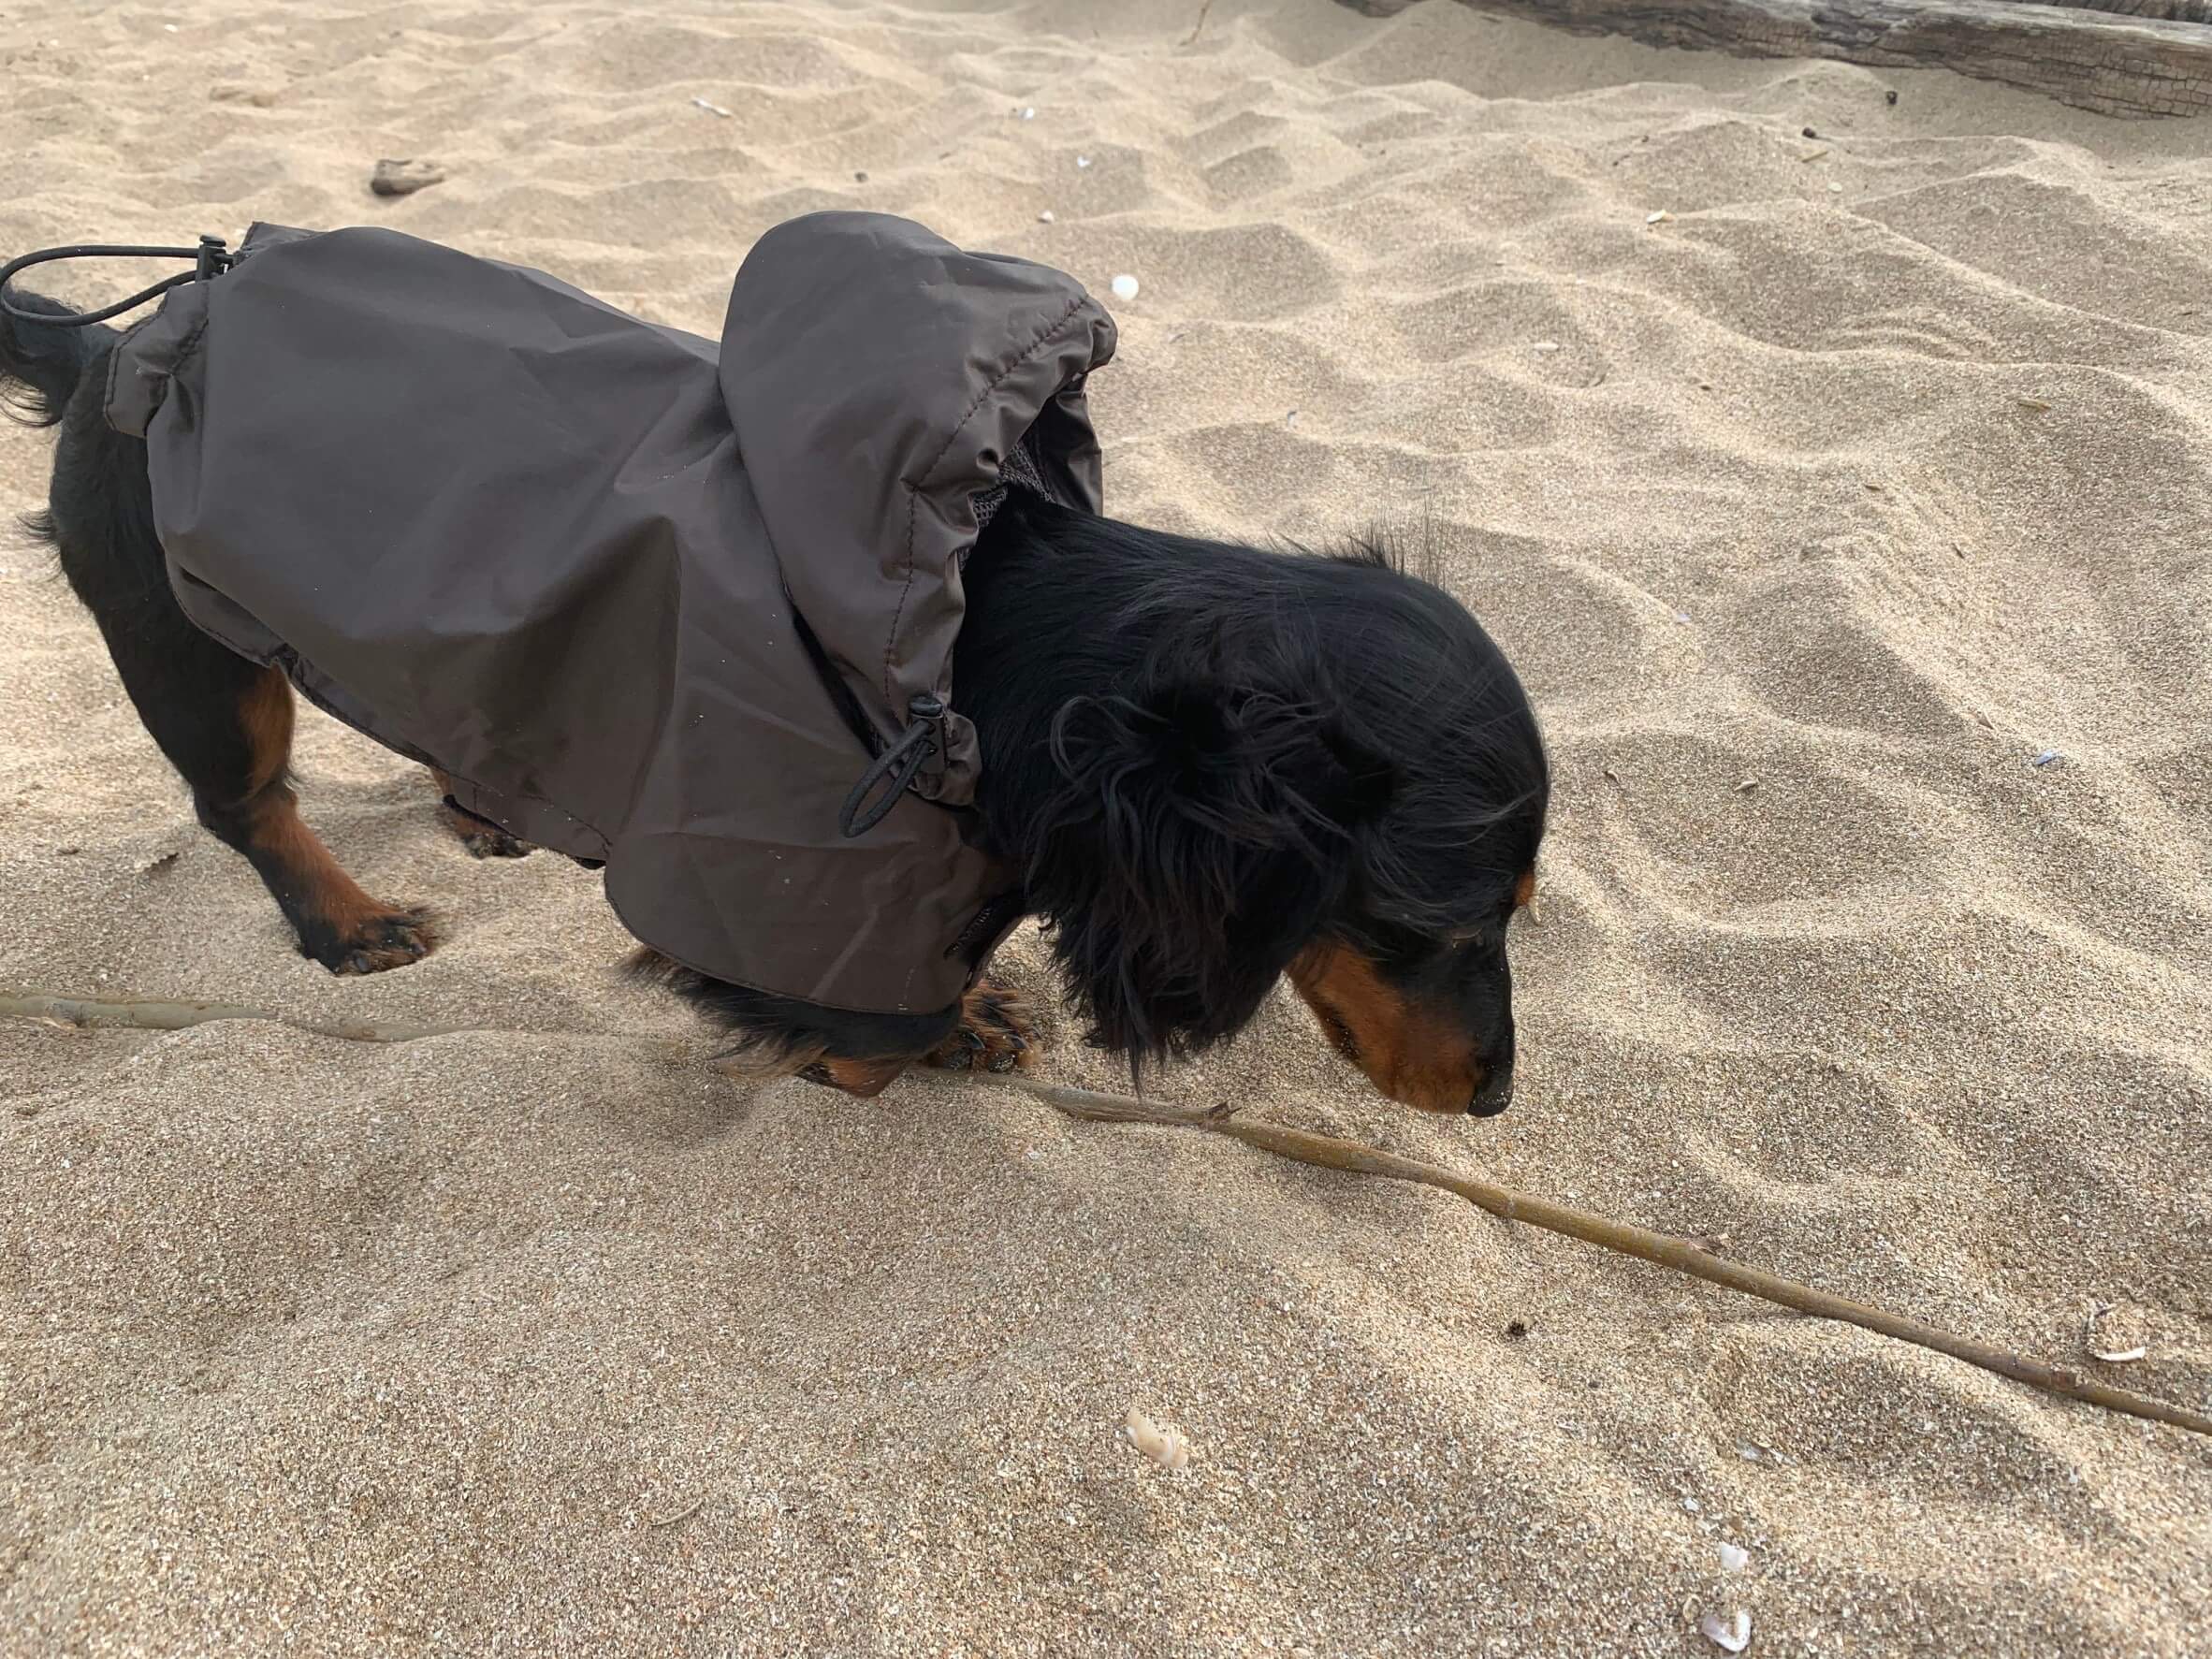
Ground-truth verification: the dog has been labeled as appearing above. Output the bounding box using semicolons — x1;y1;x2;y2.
2;276;1548;1116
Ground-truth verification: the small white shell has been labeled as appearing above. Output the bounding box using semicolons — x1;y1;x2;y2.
1038;210;1055;223
1647;209;1671;225
1077;154;1093;168
1698;1609;1752;1652
2090;1346;2148;1363
1718;1541;1749;1573
1111;273;1140;301
1532;341;1561;354
1123;1405;1190;1469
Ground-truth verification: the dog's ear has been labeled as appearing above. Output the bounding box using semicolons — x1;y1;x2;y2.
1023;683;1395;1065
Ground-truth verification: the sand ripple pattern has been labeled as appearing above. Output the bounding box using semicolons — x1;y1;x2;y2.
3;3;2208;1654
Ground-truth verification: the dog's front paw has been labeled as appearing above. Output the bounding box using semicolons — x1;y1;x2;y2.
923;980;1041;1074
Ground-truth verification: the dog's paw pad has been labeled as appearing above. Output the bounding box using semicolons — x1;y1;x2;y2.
461;827;531;859
924;981;1040;1074
438;801;531;859
322;906;438;975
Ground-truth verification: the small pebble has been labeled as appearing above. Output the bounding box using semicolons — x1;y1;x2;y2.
2031;749;2061;768
690;96;733;118
1076;154;1092;169
1110;273;1140;301
1801;125;1819;138
1020;106;1036;120
1532;341;1561;354
1719;1541;1749;1573
1827;181;1844;194
1886;88;1899;106
1123;1405;1189;1470
1699;1609;1753;1653
1037;209;1055;223
1647;209;1671;225
1672;610;1692;624
370;157;446;196
853;170;867;182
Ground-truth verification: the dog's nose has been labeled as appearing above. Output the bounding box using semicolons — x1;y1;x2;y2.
1468;1064;1514;1116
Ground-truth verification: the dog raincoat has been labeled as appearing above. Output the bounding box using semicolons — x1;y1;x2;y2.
103;212;1117;1014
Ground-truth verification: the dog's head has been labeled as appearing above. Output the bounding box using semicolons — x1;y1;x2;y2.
1011;526;1547;1115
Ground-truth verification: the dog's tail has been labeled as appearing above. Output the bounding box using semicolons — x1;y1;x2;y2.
0;285;100;428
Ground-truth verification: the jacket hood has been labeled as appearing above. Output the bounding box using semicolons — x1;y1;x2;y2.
721;212;1115;803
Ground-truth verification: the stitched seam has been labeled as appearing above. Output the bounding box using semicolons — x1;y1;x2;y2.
880;292;1093;710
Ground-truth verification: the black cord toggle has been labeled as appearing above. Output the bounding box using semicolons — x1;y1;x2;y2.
838;694;947;839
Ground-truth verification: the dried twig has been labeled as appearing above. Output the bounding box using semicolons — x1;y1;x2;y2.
7;988;2208;1438
647;1494;705;1528
956;1076;2212;1437
2;990;484;1045
0;991;690;1056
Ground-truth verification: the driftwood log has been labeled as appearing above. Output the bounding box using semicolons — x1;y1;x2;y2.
1335;0;2212;119
2038;1;2212;23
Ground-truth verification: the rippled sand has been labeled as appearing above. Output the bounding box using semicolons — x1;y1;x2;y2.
3;2;2209;1653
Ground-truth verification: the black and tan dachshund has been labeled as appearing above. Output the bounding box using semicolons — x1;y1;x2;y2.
2;289;1547;1115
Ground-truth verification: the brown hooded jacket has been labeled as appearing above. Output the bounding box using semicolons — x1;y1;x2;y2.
103;212;1117;1015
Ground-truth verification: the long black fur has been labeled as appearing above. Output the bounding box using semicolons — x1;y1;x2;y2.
959;489;1547;1070
5;275;1548;1101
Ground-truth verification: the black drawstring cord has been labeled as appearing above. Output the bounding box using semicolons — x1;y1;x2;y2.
838;694;947;838
0;235;232;327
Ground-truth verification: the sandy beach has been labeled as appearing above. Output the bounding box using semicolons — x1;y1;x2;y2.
4;1;2209;1653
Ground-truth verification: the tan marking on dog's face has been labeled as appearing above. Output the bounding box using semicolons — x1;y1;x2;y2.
1514;866;1538;910
1287;941;1488;1115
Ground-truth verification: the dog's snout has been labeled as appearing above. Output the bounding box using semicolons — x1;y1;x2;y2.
1468;1063;1514;1117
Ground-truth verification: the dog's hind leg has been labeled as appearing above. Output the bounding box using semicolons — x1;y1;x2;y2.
204;668;438;972
95;619;434;974
18;298;431;973
50;511;434;973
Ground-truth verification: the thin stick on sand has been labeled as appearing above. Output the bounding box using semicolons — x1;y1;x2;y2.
7;988;2208;1439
